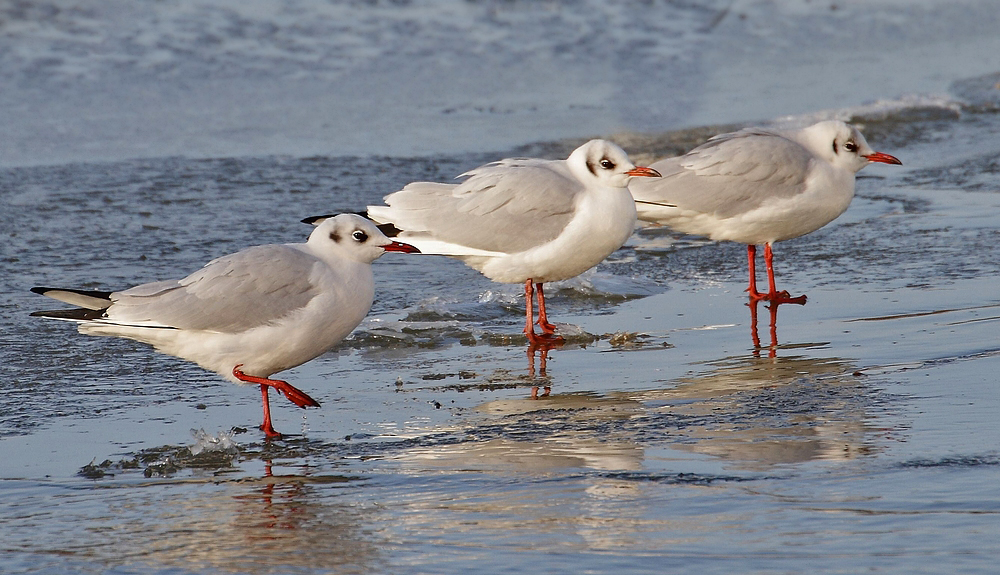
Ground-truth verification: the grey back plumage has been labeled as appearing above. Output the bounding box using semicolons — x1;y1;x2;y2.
378;158;579;254
632;128;813;219
105;245;324;332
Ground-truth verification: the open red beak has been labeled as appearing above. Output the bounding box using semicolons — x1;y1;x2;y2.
863;152;902;165
383;241;420;254
625;166;662;178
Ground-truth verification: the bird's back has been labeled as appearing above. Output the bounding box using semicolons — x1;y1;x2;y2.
368;159;579;255
631;129;815;222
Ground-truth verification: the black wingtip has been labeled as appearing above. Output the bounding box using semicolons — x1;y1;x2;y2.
357;211;403;237
31;308;106;321
302;211;380;226
375;222;402;238
302;212;403;237
301;214;337;226
31;286;114;300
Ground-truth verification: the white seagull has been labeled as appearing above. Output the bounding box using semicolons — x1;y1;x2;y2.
366;139;660;343
30;213;419;438
628;120;901;304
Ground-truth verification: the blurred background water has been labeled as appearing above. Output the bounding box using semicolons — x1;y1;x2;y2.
2;1;1000;574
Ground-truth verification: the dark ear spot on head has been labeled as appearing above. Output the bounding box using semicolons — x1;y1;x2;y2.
585;159;598;176
329;231;341;242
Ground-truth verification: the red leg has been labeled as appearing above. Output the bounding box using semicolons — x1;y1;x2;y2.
762;243;807;305
747;245;765;301
763;243;780;296
258;384;279;438
523;279;537;340
233;365;321;438
523;279;563;345
535;283;558;334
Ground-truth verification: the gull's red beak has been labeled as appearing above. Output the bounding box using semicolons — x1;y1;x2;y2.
383;241;420;254
863;152;902;165
625;166;662;178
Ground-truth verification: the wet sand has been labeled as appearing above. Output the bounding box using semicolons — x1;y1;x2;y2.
3;1;1000;573
4;100;1000;573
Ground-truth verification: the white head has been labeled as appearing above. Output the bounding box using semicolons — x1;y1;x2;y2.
304;213;419;263
566;139;661;189
795;120;902;174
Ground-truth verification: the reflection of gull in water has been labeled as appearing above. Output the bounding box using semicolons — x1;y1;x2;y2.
387;298;877;476
388;425;652;554
749;298;779;358
464;352;875;471
401;392;646;472
391;425;650;552
399;436;644;473
617;301;877;468
479;391;645;420
476;300;873;470
625;349;875;468
43;468;382;573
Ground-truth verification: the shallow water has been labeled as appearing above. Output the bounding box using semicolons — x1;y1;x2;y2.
3;1;1000;574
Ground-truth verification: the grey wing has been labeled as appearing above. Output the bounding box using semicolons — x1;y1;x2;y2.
106;245;323;332
373;160;578;253
631;130;813;219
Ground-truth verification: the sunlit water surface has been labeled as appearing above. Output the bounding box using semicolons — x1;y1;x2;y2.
3;1;1000;574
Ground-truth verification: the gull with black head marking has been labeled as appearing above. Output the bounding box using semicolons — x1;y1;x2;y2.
30;213;419;438
366;139;660;343
629;120;901;304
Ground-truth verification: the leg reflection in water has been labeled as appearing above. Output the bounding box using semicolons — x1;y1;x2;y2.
527;338;560;399
231;460;308;536
748;298;780;359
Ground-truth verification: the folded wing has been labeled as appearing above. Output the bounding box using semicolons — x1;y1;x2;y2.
38;245;327;333
369;159;579;255
632;129;814;220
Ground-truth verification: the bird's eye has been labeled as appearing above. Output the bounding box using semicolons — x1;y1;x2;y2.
600;159;615;170
352;230;368;242
844;141;858;153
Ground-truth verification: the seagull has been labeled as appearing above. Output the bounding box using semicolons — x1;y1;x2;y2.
628;120;901;304
30;213;420;438
366;139;660;343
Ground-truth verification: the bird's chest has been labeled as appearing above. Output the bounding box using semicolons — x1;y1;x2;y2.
528;189;637;281
572;190;637;246
778;168;856;235
311;269;375;339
